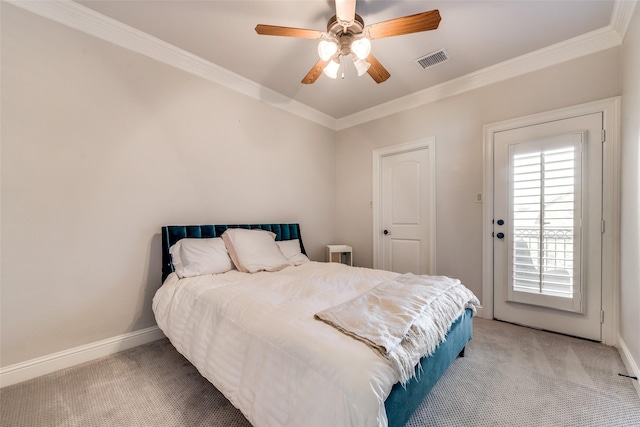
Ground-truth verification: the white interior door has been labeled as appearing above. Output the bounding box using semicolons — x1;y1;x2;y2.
375;144;434;274
493;113;603;341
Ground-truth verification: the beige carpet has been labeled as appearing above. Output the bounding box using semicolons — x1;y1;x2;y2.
1;318;639;427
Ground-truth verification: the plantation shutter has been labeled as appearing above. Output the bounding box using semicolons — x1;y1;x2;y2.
507;132;585;312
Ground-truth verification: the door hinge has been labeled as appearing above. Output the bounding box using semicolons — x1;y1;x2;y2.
601;220;606;234
601;129;606;143
601;310;605;324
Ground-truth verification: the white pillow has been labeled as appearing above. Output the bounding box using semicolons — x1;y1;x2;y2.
169;237;234;278
222;228;292;273
276;239;310;265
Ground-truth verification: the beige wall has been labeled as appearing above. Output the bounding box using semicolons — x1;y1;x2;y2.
2;1;637;376
335;47;622;302
0;4;336;366
620;5;640;379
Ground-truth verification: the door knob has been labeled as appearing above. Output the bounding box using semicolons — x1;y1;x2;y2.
383;229;391;235
496;232;505;239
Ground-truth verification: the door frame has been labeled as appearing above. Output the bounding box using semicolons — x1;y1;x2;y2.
482;97;620;345
373;138;437;273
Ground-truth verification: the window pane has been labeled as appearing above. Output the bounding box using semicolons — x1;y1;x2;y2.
511;146;576;298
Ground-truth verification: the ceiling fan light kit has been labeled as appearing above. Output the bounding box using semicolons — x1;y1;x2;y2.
350;37;371;60
322;59;341;79
318;39;339;61
255;0;441;84
318;32;370;79
352;57;371;76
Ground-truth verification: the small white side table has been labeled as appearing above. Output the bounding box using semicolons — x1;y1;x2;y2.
326;245;353;266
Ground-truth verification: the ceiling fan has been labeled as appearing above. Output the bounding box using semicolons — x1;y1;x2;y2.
255;0;441;84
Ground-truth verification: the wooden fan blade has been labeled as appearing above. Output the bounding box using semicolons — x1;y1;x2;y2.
366;54;390;84
366;10;441;40
302;59;330;84
255;24;324;39
335;0;356;24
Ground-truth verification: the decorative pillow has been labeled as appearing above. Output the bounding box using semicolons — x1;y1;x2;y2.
222;228;292;273
169;237;234;278
276;239;310;265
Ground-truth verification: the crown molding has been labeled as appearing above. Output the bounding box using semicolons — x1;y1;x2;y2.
6;0;338;130
610;0;638;40
8;0;629;132
336;25;622;130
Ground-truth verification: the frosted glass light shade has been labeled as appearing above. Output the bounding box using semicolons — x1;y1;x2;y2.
353;57;371;76
318;40;338;61
351;37;371;60
322;59;340;79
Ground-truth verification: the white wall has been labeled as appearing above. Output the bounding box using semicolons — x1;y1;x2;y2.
335;47;622;302
0;4;336;367
620;5;640;384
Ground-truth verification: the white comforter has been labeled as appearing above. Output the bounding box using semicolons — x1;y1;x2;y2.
315;274;479;384
152;262;461;427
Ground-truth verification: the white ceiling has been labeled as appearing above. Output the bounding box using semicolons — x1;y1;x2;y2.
70;1;617;120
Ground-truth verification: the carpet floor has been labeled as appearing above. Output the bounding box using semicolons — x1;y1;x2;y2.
1;318;639;427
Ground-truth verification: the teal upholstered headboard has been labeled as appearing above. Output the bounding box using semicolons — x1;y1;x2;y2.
161;223;306;281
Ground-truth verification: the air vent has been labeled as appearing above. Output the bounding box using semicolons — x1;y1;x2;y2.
414;49;449;70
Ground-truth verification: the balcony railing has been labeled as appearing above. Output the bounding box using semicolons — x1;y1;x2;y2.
512;226;574;297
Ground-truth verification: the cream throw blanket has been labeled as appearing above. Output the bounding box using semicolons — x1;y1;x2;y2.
314;274;480;384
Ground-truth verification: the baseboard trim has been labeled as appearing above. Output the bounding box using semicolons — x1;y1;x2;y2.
617;334;640;399
0;326;165;388
475;306;487;320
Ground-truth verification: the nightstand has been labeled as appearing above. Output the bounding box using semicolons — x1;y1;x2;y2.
326;245;353;266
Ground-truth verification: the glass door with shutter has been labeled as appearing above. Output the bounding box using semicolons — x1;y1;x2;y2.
493;112;603;341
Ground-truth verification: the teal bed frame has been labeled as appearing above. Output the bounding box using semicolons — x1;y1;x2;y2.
160;223;473;427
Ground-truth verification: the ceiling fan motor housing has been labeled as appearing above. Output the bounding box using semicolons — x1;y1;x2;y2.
327;13;365;33
326;14;368;57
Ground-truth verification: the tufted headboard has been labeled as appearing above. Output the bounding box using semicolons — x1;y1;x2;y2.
161;223;306;281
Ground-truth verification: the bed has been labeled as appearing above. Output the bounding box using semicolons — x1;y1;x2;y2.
154;223;478;427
